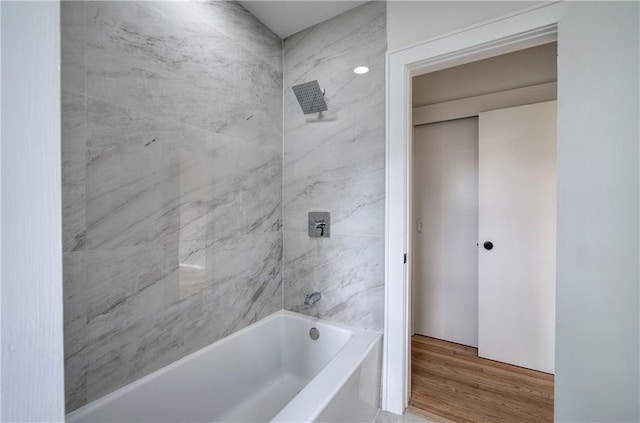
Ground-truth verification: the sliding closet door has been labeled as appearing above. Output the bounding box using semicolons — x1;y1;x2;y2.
478;101;556;374
413;117;479;347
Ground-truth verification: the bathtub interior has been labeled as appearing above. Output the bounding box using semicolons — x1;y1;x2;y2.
278;313;353;379
67;311;356;423
219;314;354;422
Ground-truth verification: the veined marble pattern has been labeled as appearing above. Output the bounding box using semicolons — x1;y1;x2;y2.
207;232;283;329
62;1;283;412
206;133;282;239
70;232;282;406
150;1;283;71
62;91;87;252
282;2;386;330
63;0;386;413
283;231;384;331
283;2;386;236
62;1;87;254
283;1;385;83
85;98;184;249
85;1;282;142
61;1;85;96
84;98;282;249
63;251;89;409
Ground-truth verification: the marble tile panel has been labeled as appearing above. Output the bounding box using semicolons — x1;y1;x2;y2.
283;134;384;236
63;250;89;411
83;243;180;327
63;251;87;331
283;231;384;331
178;120;282;241
64;337;88;412
207;231;283;332
177;239;209;300
144;1;282;71
63;0;286;411
85;98;185;249
283;1;386;84
173;136;217;244
78;231;282;404
81;298;197;402
61;1;85;96
83;316;146;403
206;134;282;240
281;0;387;335
85;1;282;142
117;296;214;390
176;124;283;241
283;39;386;124
62;90;87;252
70;243;183;404
126;232;282;383
283;35;386;236
85;97;282;249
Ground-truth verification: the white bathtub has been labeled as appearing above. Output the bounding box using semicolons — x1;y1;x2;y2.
66;310;382;422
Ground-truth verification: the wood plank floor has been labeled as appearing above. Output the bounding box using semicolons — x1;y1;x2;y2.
410;335;554;423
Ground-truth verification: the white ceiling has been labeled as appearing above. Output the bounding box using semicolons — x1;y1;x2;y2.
239;1;368;39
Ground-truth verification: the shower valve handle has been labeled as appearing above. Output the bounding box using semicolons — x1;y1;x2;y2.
315;220;326;236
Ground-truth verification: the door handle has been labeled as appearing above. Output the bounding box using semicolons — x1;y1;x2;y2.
483;241;494;250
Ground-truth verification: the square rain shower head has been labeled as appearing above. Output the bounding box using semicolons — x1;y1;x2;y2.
291;80;328;114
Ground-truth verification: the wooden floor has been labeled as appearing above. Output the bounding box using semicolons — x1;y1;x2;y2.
410;335;554;423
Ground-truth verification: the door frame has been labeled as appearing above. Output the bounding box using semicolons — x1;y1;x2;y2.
382;1;566;414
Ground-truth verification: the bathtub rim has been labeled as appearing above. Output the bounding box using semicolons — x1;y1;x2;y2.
65;309;381;421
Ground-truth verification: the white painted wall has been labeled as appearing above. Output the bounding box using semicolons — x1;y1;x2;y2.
387;1;541;52
388;1;640;420
555;3;639;421
1;2;65;421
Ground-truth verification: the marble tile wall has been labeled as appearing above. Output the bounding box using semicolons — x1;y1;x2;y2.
61;1;283;411
282;2;387;331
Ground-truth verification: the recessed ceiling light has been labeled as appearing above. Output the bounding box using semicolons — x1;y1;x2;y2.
353;66;369;75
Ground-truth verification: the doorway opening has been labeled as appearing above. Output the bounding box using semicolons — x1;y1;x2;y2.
408;42;557;422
